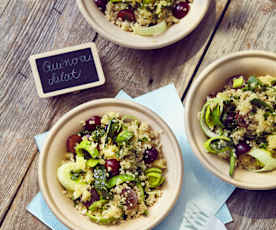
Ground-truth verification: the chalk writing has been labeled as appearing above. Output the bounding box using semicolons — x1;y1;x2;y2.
35;48;99;93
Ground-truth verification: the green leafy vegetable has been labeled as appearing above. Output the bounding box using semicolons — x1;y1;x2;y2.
250;98;274;112
248;76;260;90
75;139;99;158
89;200;108;211
204;136;232;154
229;151;237;177
233;76;244;88
116;130;134;143
105;120;121;144
86;159;101;168
205;106;214;129
92;127;105;142
106;174;136;188
93;166;107;191
212;105;224;128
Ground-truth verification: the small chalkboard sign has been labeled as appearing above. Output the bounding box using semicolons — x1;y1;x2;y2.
29;43;105;98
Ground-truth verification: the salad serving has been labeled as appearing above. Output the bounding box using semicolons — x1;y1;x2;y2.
200;75;276;177
93;0;192;36
57;112;167;225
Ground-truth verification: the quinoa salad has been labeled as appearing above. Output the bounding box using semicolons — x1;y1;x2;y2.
199;75;276;177
57;112;167;224
93;0;193;36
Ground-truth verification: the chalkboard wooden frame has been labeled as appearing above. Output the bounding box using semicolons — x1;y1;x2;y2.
29;43;105;98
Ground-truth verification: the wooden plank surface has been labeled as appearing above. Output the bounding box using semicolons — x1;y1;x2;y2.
0;0;10;16
0;0;56;222
0;0;230;229
0;154;49;230
0;0;96;223
193;0;276;229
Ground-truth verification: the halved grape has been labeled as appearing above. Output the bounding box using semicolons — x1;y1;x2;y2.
144;147;158;164
121;188;138;209
67;135;82;153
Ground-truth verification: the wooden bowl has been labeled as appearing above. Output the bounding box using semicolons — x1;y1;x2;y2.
38;99;183;230
76;0;210;49
185;50;276;190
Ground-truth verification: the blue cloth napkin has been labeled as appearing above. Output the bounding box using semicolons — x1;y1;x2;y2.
27;84;235;230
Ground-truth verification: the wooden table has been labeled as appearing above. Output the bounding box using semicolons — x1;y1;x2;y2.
1;0;276;229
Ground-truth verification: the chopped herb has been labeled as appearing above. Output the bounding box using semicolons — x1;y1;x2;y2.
93;166;107;191
250;98;274;112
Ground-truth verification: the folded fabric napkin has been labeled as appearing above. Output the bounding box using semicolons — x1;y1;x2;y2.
28;84;235;230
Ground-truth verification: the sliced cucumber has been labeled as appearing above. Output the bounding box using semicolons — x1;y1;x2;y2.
200;103;218;138
57;156;88;199
145;167;162;174
204;136;231;154
87;213;116;225
247;148;276;172
89;200;108;212
147;172;162;188
132;21;167;36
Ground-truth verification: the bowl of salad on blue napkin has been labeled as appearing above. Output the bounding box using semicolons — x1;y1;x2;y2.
38;98;183;230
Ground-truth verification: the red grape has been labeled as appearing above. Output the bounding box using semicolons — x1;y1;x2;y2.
143;147;158;164
121;188;138;209
67;135;82;153
173;2;190;19
117;9;136;22
236;142;251;155
94;0;107;12
105;159;120;176
84;116;101;131
83;188;100;208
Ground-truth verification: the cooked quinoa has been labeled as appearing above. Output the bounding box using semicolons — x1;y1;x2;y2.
199;75;276;176
94;0;193;35
57;112;167;224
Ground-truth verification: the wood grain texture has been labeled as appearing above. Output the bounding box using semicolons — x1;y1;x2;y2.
0;155;49;230
0;0;56;222
0;0;97;223
227;188;276;230
197;0;276;70
0;0;11;16
0;0;244;229
0;0;230;228
193;0;276;229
